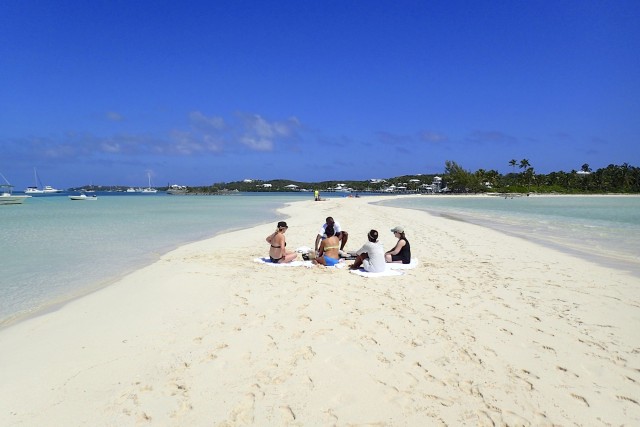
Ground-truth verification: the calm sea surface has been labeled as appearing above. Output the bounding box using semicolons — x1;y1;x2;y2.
379;195;640;276
0;192;318;326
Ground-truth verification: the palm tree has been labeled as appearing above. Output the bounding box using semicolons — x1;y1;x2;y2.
517;159;528;187
486;169;500;188
524;167;535;193
519;159;532;192
578;163;593;191
506;159;518;189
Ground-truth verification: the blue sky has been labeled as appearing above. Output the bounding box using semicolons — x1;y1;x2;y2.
1;0;639;188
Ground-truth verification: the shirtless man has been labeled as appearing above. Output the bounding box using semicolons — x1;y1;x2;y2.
314;216;349;255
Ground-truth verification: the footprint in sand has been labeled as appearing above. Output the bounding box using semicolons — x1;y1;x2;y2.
570;393;590;407
556;366;579;378
542;345;557;354
279;405;296;421
424;394;455;407
324;408;339;424
220;392;256;426
292;346;316;366
617;395;639;406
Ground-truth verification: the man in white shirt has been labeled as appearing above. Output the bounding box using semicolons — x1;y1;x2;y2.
349;229;386;272
314;216;349;255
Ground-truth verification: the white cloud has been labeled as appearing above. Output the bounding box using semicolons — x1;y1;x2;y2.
169;127;225;154
240;135;273;151
203;135;224;152
101;141;122;153
169;130;203;155
5;111;303;163
237;113;301;152
189;111;226;130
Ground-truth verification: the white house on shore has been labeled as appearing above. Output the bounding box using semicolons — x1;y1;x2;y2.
420;176;443;193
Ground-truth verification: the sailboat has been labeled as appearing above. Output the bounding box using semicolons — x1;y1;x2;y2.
25;168;63;194
140;171;158;193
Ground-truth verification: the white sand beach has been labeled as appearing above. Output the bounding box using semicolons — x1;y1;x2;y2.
1;196;638;426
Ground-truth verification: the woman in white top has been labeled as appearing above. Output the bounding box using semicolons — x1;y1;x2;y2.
349;230;386;272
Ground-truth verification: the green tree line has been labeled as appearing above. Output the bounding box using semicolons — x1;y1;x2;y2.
444;160;640;194
180;161;638;194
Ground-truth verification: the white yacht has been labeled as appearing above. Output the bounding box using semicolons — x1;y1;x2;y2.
25;169;63;194
25;186;63;194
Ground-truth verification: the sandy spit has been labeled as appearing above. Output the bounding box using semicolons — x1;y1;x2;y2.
1;195;638;426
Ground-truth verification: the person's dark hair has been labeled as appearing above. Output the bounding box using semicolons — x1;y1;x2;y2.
326;216;334;225
367;229;378;242
325;226;335;237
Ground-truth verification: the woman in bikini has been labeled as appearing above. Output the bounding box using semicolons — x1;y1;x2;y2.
266;221;297;263
313;226;341;266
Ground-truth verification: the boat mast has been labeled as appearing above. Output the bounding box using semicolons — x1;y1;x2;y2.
33;167;41;189
0;172;11;185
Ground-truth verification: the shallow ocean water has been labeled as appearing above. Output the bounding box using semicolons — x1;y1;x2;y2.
3;192;638;325
379;195;640;275
0;192;311;325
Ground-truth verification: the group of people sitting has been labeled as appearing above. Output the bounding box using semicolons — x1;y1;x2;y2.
266;216;411;272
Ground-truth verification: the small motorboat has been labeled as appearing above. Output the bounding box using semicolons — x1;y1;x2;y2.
1;184;31;205
69;194;97;201
1;173;31;205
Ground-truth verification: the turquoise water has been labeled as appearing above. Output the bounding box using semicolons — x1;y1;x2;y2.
379;195;640;275
4;193;638;325
0;192;315;325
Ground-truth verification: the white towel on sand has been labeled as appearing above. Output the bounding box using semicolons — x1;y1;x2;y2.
253;257;345;269
253;258;314;268
349;268;404;278
387;258;419;269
